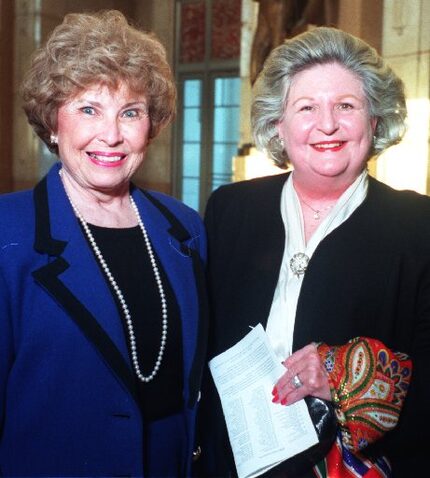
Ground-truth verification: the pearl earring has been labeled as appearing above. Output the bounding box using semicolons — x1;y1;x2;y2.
50;134;58;145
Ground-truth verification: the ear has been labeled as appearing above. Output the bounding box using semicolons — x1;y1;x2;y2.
370;117;377;133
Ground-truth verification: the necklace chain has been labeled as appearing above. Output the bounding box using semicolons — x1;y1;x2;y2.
59;170;167;383
299;196;334;220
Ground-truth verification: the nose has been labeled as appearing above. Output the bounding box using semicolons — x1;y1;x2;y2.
317;107;339;135
97;116;123;146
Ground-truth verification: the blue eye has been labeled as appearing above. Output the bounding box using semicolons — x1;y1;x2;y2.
123;109;138;118
81;106;95;115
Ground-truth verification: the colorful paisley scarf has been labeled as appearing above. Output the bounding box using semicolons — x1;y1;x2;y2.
314;338;412;477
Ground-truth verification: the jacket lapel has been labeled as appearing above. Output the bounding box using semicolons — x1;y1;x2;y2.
32;165;138;403
132;188;208;407
205;172;288;357
292;177;381;351
33;165;206;409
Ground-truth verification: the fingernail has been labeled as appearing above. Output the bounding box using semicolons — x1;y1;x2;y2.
281;398;287;405
271;386;277;396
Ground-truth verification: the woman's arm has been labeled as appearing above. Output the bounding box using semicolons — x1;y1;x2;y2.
273;337;412;451
318;337;412;452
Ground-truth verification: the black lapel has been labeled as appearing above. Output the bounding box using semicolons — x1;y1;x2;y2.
33;176;67;256
141;190;209;408
32;177;138;404
292;177;383;351
205;172;288;356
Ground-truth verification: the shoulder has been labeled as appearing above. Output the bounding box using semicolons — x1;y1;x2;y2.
142;190;207;261
211;173;288;201
370;176;430;202
0;189;35;260
0;189;34;229
0;189;33;209
369;177;430;218
206;173;288;215
137;189;206;251
367;177;430;245
142;189;202;225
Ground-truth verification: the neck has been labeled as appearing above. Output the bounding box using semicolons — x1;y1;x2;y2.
291;170;363;203
59;168;136;228
292;173;347;244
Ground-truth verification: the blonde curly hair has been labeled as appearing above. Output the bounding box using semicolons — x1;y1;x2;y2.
22;10;176;154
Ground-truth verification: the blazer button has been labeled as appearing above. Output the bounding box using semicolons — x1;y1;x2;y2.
197;390;202;402
192;446;201;462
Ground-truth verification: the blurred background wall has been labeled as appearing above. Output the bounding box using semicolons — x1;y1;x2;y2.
1;0;428;214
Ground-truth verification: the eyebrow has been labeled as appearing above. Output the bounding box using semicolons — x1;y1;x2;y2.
73;99;147;109
290;94;364;106
290;96;313;106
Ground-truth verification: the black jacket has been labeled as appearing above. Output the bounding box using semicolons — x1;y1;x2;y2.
198;172;430;477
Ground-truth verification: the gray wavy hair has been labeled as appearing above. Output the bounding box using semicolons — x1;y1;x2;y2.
252;27;407;168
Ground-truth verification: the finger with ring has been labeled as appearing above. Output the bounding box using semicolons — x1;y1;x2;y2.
292;374;303;389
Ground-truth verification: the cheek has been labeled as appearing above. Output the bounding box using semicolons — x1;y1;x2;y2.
56;112;88;147
56;111;74;135
128;125;150;152
129;135;148;154
346;116;374;142
285;121;312;145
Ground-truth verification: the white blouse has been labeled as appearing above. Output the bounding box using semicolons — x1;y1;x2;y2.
265;170;369;360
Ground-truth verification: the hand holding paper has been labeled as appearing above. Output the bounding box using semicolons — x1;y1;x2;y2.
272;342;331;406
209;324;318;478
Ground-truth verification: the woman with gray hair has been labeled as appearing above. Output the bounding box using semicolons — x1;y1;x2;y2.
0;10;207;477
197;27;428;477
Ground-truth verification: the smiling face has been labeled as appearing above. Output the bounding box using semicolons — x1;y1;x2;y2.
56;82;151;198
277;63;376;194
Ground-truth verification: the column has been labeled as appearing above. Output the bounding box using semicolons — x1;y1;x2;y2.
134;0;176;194
377;0;430;195
0;0;14;192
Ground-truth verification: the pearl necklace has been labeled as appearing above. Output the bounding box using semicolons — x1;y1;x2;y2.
59;171;167;383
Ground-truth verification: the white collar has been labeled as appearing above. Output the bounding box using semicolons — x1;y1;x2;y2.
284;170;369;278
265;170;368;359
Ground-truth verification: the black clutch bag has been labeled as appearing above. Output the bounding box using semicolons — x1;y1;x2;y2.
259;397;338;477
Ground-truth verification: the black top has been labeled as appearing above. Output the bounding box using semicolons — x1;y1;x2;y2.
87;224;183;422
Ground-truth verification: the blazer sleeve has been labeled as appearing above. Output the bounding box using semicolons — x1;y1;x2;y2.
318;338;412;451
0;267;14;437
391;255;430;454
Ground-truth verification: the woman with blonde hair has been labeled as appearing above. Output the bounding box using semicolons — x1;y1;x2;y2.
0;10;207;477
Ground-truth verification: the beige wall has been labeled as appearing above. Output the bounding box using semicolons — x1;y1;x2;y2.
377;0;430;194
134;0;176;194
5;0;430;195
338;0;383;51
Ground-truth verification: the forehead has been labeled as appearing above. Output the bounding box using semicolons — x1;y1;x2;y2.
67;82;145;104
287;63;365;99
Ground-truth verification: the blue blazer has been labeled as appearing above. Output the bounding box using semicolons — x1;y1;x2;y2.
0;163;208;477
